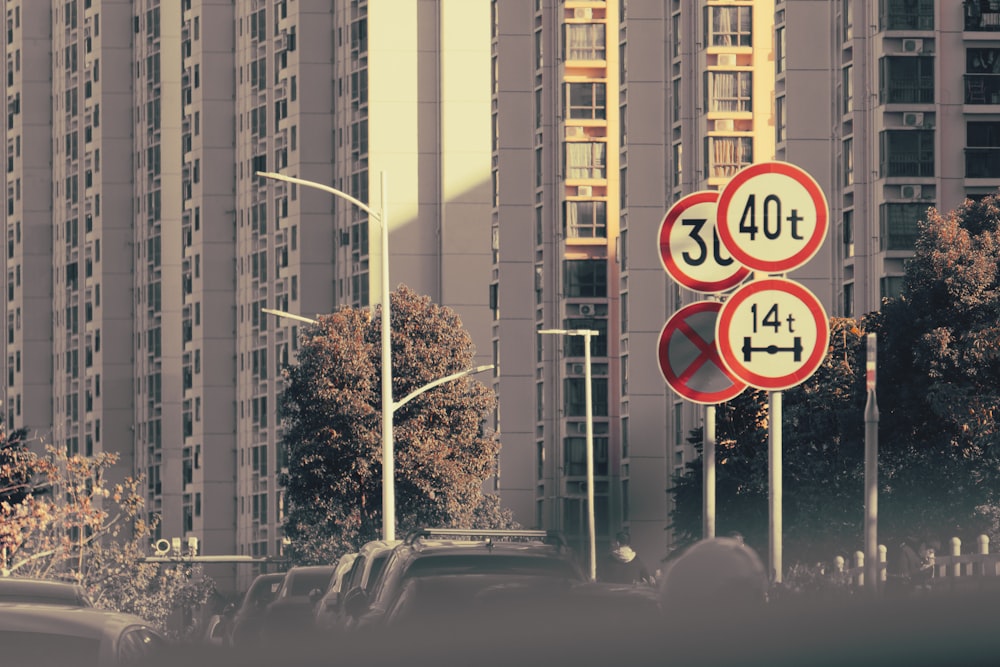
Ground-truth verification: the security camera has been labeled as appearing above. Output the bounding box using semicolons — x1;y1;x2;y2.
153;538;171;556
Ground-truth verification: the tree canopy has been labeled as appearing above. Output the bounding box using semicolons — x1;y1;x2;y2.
669;193;1000;567
0;429;213;637
280;285;515;564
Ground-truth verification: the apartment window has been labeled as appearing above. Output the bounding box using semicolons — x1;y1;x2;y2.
564;436;609;476
881;0;933;31
843;138;854;186
843;209;854;258
705;5;752;47
563;259;607;298
672;142;682;187
565;82;606;119
966;122;1000;178
564;318;607;357
564;378;609;417
776;96;785;144
776;26;785;74
565;23;606;61
564;200;607;239
843;65;853;114
880;130;934;177
880;57;934;104
880;203;929;251
706;71;751;112
566;142;606;180
881;276;906;300
843;282;854;318
705;136;753;178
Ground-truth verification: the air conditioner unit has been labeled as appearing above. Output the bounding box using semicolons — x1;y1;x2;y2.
574;7;593;20
902;38;923;53
577;185;593;197
578;303;596;316
715;119;735;132
717;53;738;67
565;125;585;138
903;112;924;127
901;184;922;199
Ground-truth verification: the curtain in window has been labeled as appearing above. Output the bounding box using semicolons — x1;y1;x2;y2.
712;137;752;177
567;24;606;60
713;7;734;46
567;142;606;179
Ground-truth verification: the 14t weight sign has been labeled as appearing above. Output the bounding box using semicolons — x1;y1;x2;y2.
716;278;829;391
717;162;828;274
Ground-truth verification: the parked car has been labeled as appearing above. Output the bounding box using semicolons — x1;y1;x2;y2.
336;539;401;627
0;602;166;666
312;552;358;633
262;565;337;643
343;528;585;633
227;572;286;648
0;577;94;607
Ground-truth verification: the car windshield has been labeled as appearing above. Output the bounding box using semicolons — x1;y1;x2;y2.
289;571;333;596
365;554;391;592
241;577;283;610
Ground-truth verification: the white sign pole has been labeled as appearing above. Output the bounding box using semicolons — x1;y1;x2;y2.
864;333;879;594
703;404;716;539
769;390;782;584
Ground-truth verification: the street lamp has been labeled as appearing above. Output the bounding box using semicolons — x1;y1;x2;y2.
539;327;600;582
257;170;395;539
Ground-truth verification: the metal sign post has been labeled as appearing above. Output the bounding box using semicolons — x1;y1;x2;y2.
864;333;879;594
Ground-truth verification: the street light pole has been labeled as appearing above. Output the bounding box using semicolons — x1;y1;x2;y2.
257;170;396;540
540;328;600;582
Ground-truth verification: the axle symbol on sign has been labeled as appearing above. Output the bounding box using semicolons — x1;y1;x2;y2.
741;336;804;363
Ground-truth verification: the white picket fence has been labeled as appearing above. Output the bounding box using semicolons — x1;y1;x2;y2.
833;535;1000;590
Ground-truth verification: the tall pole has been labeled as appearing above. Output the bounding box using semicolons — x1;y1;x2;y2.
256;170;396;542
583;331;597;582
703;404;716;539
379;172;395;542
864;333;879;594
769;390;782;583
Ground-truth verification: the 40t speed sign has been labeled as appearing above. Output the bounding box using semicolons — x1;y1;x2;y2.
716;278;829;391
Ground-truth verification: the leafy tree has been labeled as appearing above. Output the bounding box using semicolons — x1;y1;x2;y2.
877;195;1000;544
281;285;516;565
669;193;1000;570
0;426;36;505
0;439;214;638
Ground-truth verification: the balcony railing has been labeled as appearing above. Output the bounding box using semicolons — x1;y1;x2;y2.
965;147;1000;178
885;152;934;177
965;74;1000;104
884;77;934;104
966;1;1000;31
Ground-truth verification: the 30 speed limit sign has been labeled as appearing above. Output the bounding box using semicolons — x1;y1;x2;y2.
716;278;829;391
716;162;828;274
659;191;750;293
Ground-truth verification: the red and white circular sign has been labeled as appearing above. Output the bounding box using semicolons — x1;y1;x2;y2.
716;278;830;391
658;301;746;404
659;191;750;294
716;162;829;274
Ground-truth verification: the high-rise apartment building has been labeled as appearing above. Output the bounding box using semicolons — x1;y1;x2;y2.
8;0;1000;589
492;0;1000;564
3;0;493;592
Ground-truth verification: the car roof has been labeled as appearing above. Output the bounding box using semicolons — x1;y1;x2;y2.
0;577;93;606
